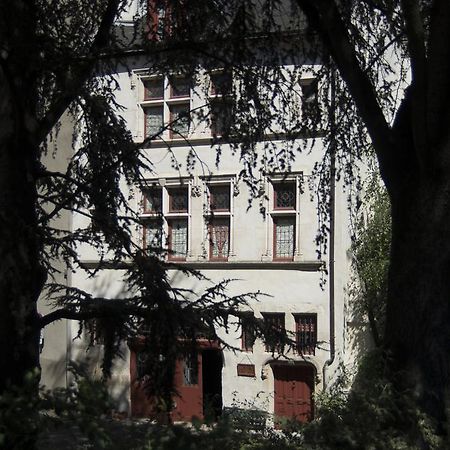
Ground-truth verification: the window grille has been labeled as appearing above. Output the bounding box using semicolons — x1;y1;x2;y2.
241;313;255;352
262;313;285;353
295;314;317;355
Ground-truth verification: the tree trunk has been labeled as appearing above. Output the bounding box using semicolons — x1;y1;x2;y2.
385;169;450;437
0;66;45;449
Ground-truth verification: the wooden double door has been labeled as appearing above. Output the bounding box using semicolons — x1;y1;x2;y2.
130;345;223;422
272;364;315;423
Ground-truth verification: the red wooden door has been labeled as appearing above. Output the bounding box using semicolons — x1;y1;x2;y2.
272;364;314;423
171;353;203;421
130;350;204;421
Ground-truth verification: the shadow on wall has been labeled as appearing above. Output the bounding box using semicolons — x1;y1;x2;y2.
343;280;378;377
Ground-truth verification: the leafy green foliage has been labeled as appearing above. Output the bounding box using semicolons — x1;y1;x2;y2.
0;369;41;449
351;170;391;346
303;351;445;449
43;363;113;449
141;418;303;450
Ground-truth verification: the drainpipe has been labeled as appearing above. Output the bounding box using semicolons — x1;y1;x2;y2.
322;68;336;390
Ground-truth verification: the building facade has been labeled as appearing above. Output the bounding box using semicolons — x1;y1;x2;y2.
41;1;360;425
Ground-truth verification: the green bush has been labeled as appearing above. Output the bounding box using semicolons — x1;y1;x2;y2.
0;369;41;449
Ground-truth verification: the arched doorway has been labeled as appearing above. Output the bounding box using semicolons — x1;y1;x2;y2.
271;363;315;424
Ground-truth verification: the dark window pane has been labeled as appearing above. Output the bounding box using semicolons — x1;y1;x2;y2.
143;188;162;212
170;76;191;97
210;72;232;96
144;79;164;99
262;313;285;353
183;353;198;385
274;183;296;209
169;188;188;212
209;185;230;211
301;79;319;120
211;101;233;136
241;314;255;352
136;352;148;379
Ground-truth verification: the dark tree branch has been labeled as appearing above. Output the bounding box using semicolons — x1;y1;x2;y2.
34;0;121;146
296;0;396;187
39;297;139;328
400;0;427;168
427;0;450;161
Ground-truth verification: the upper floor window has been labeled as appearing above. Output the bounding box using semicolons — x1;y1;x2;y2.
273;217;295;259
168;188;188;213
169;103;190;138
210;72;232;96
144;78;164;100
141;183;190;261
262;313;285;353
300;78;319;121
167;187;189;260
147;0;167;41
274;183;296;210
147;0;188;41
209;185;230;212
143;187;162;213
271;180;298;260
143;217;163;252
209;218;229;260
169;75;191;98
144;105;164;140
210;100;233;138
241;313;255;352
207;183;232;260
209;71;233;138
140;75;191;141
183;352;199;385
294;314;317;355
